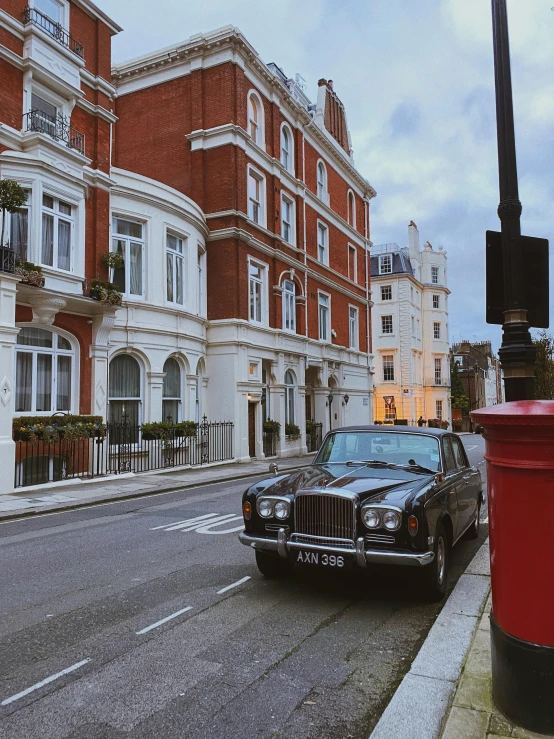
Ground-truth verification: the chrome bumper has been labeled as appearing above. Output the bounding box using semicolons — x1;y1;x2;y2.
238;530;434;568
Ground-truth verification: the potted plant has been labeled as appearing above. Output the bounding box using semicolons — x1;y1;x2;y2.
15;259;45;287
90;279;122;306
0;179;27;251
285;423;301;440
305;420;318;437
101;251;124;270
263;419;281;438
140;422;170;441
174;421;198;438
440;420;450;430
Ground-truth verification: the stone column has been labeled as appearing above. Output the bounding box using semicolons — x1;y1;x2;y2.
0;274;20;495
148;372;165;423
90;311;116;421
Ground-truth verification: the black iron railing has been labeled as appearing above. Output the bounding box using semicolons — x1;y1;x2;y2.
14;418;234;488
24;110;85;156
306;422;323;453
0;245;15;274
263;431;277;458
22;6;84;58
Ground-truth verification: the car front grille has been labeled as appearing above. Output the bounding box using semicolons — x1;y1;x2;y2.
365;533;396;544
294;493;355;541
290;533;355;550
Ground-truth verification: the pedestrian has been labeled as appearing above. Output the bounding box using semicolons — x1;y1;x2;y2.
417;416;425;427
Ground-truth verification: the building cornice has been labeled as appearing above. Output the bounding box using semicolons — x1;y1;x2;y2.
0;41;23;69
80;69;116;98
72;0;123;34
76;97;117;123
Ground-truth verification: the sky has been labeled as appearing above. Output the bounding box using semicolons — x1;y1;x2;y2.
100;0;554;352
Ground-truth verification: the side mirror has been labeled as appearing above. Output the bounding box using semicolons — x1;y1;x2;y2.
269;462;279;476
435;472;445;485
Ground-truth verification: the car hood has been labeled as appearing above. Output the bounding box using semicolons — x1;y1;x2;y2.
262;464;431;505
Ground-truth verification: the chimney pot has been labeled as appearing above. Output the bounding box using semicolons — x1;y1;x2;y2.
328;79;334;90
318;78;327;87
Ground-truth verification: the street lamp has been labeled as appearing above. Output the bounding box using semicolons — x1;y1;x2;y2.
343;394;349;406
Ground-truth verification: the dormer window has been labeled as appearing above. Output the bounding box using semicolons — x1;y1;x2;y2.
379;254;392;274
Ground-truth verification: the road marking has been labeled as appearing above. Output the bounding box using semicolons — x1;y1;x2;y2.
151;513;243;535
1;659;90;706
217;576;251;594
466;445;478;451
136;606;193;635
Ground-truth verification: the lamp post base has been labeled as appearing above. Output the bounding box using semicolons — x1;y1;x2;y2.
491;615;554;734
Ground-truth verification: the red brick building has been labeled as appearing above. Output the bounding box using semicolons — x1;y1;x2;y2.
113;28;376;460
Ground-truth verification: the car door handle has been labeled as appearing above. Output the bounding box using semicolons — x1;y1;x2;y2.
463;475;472;480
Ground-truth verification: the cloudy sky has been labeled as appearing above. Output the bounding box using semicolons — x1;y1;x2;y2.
100;0;554;351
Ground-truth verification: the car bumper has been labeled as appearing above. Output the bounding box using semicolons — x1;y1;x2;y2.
238;530;435;568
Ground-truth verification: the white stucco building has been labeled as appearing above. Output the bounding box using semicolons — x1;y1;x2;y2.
371;222;451;425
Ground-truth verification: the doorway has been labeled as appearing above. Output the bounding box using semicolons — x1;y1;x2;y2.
248;402;256;458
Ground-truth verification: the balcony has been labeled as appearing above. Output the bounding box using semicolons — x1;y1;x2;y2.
424;377;451;388
0;245;16;275
24;110;85;156
22;7;84;59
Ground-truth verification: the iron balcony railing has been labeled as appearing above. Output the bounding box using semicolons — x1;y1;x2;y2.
0;245;15;274
24;110;85;156
22;6;84;58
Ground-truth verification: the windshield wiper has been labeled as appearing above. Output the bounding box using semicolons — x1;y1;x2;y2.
345;459;401;469
398;463;437;475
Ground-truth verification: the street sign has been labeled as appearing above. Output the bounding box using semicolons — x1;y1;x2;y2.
486;231;549;328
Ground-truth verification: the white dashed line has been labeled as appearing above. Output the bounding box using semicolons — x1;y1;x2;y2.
217;576;251;595
1;659;91;706
136;606;192;635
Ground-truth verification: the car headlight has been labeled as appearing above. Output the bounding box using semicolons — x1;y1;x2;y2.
274;500;290;520
257;498;274;518
362;508;381;529
382;510;401;531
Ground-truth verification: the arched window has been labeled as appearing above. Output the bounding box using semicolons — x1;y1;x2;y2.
281;124;293;172
248;91;264;147
347;190;356;228
108;355;141;427
15;327;74;414
163;358;181;422
317;161;327;200
282;279;296;332
285;370;296;425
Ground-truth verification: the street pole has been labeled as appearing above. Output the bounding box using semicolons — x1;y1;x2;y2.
491;0;535;400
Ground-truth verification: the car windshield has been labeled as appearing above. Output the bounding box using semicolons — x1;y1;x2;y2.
315;431;442;472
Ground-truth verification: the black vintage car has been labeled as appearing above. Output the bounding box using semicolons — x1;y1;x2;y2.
239;425;483;600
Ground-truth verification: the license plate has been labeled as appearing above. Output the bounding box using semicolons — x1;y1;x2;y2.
295;550;350;568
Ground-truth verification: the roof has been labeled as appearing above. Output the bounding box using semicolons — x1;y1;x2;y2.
370;250;413;278
329;425;450;437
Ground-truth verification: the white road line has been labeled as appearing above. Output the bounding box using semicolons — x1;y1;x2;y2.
150;513;220;531
217;576;251;595
466;445;478;451
136;606;192;635
1;659;91;706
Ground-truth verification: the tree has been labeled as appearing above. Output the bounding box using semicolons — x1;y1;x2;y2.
0;179;27;247
534;331;554;400
450;359;469;415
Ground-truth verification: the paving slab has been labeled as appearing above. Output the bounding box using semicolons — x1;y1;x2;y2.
441;705;490;739
410;612;478;682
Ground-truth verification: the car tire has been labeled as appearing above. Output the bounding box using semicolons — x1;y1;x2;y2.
255;550;293;579
465;498;482;540
423;523;449;602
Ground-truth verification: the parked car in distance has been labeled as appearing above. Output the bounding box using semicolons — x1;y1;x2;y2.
239;425;483;600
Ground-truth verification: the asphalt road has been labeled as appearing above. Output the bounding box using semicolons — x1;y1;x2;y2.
0;435;487;739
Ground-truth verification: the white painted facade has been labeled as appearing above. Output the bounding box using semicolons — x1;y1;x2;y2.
371;222;451;426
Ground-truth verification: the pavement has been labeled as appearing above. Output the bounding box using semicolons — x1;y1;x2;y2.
0;454;314;521
370;536;554;739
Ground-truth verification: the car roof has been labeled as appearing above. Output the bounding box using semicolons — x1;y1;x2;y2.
329;425;450;437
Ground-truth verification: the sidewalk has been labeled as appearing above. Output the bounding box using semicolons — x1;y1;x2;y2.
0;454;314;521
370;541;554;739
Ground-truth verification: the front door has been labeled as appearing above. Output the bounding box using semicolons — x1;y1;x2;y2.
248;403;256;458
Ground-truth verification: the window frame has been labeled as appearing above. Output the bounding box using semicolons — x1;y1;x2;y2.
280;191;295;245
317;220;329;265
248;257;268;326
318;291;331;342
247;90;265;149
282;278;296;333
280;123;294;173
247;165;266;228
379;254;392;275
431;266;439;284
4;187;31;261
381;285;392;301
382;354;395;382
108;353;143;433
14;325;77;416
433;322;441;340
40;192;75;272
285;369;296;426
348;244;357;283
432;294;440;309
316;160;328;202
165;230;185;307
347;190;356;229
436;400;443;421
381;314;393;335
434;357;442;384
111;216;145;299
349;305;359;350
162;357;182;423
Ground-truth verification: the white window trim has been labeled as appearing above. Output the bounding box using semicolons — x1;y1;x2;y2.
348;244;357;284
379;254;392;275
433;322;441;340
348;304;359;351
280;191;296;246
40;192;75;273
30;0;70;29
381;314;394;335
280;122;294;174
316;219;329;266
197;242;206;317
165;228;186;307
107;352;143;429
247;164;267;229
382;353;395;383
316;159;329;206
380;284;392;301
111;216;146;299
347;189;356;229
317;290;331;343
284;369;296;426
431;266;440;284
162;356;183;423
247;89;265;150
14;324;79;416
248;256;269;326
282;278;296;333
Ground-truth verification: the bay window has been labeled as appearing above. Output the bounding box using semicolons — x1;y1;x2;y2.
41;194;73;271
283;279;296;332
166;232;184;305
15;327;73;414
6;189;30;260
111;218;144;297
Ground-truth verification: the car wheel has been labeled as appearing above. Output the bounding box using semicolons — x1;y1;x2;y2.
465;498;482;540
423;523;449;601
255;550;293;579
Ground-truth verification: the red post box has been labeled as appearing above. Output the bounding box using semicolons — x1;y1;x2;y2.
471;400;554;734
